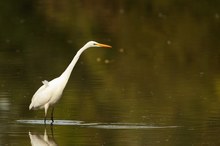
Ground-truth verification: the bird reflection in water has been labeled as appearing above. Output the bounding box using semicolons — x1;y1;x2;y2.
29;127;57;146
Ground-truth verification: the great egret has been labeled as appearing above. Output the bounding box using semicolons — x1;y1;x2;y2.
29;41;112;124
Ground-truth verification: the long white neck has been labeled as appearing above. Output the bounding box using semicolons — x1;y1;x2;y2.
59;45;88;87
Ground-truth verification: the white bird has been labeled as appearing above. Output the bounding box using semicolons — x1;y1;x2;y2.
29;41;112;124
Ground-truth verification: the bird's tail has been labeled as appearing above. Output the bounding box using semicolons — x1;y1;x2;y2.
29;103;33;110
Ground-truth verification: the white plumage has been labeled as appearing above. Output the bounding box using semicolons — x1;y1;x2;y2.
29;41;111;124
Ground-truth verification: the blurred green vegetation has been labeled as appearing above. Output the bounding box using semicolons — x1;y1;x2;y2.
1;0;220;145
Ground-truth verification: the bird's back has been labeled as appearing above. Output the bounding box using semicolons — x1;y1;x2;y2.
29;78;64;110
29;81;52;110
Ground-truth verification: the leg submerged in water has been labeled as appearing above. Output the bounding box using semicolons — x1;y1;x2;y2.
51;107;54;125
44;116;47;124
44;104;49;125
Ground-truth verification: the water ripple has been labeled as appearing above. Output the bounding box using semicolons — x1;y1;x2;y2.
16;120;179;129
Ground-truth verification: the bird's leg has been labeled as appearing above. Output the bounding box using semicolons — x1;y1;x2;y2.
44;116;47;125
51;107;54;125
44;104;49;125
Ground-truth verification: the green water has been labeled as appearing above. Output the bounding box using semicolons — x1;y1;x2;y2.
1;1;220;145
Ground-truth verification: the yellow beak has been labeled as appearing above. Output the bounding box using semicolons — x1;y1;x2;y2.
97;43;112;48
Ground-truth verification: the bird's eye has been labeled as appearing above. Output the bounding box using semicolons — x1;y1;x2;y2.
93;43;97;45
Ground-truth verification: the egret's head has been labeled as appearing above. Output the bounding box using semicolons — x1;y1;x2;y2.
85;41;112;48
